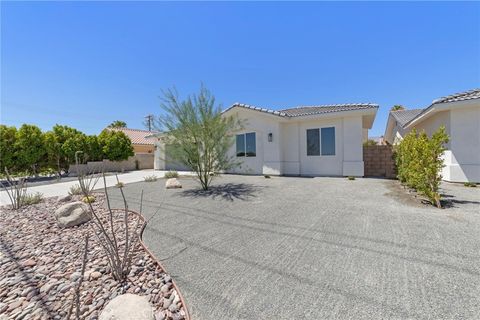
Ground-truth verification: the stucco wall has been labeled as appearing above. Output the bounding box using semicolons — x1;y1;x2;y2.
133;144;154;154
224;110;365;176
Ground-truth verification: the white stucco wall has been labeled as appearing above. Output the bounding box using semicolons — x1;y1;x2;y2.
225;109;367;177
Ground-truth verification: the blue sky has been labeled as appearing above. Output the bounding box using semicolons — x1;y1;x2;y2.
1;1;479;137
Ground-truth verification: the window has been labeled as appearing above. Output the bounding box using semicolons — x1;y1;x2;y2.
306;129;320;156
236;132;256;157
306;127;335;156
321;127;335;155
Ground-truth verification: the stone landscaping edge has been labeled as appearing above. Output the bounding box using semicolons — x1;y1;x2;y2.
128;208;191;320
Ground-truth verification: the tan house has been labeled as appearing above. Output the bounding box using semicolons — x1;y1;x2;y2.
384;89;480;183
109;127;156;154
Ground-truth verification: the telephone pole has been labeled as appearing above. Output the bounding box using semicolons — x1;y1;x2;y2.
144;114;154;131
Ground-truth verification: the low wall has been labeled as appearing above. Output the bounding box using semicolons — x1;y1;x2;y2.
69;154;154;175
363;145;396;178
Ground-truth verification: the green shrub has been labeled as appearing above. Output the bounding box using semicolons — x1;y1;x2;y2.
264;175;271;179
116;182;124;188
394;126;449;208
22;192;44;206
363;139;377;146
68;184;83;195
464;182;477;187
144;175;158;182
347;176;355;180
164;170;178;179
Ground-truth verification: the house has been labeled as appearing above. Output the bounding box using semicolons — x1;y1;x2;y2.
152;102;379;177
384;88;480;183
108;127;156;154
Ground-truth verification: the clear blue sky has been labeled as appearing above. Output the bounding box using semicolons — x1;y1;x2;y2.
1;1;479;137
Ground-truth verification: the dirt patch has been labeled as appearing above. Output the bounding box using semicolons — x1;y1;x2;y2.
382;179;431;208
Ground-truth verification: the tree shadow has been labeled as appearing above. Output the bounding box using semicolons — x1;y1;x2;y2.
177;183;261;201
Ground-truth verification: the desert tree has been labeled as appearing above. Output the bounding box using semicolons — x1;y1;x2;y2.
0;125;18;172
15;124;45;175
108;120;127;128
156;85;241;190
98;130;134;161
391;105;406;111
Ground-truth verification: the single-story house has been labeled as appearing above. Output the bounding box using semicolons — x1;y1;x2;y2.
152;102;379;177
384;88;480;183
108;127;156;154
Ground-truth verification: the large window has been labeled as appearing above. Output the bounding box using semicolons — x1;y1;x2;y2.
306;129;320;156
321;127;335;156
236;132;256;157
306;127;335;156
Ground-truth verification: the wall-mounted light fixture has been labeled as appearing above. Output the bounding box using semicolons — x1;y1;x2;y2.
268;133;273;142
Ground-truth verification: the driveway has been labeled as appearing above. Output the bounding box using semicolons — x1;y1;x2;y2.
107;175;480;320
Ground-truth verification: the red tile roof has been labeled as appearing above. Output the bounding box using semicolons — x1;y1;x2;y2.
108;127;157;145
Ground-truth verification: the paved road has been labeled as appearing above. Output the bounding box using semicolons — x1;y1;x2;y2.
108;175;480;320
0;170;193;205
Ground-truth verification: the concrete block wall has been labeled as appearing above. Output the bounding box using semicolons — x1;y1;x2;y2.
69;154;154;175
363;145;396;178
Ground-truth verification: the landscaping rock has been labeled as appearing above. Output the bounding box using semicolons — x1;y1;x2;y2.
99;294;154;320
54;201;90;227
57;195;72;203
165;178;182;189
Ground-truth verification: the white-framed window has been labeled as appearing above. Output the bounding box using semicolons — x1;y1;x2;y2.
236;132;256;157
306;127;335;156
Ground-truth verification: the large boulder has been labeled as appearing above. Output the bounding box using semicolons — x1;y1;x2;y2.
99;294;154;320
165;178;182;189
56;194;72;203
54;201;90;228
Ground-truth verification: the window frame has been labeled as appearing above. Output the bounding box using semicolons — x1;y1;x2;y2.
306;126;336;157
236;132;256;157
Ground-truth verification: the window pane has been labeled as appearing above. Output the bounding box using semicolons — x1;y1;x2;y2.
321;127;335;155
306;129;320;156
236;134;245;157
245;132;256;157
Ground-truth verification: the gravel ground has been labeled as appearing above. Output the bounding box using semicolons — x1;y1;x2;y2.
107;175;480;320
0;194;187;320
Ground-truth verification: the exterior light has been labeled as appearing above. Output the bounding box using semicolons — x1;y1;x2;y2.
268;133;273;142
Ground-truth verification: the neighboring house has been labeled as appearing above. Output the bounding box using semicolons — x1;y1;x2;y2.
152;102;378;177
384;89;480;183
108;127;156;154
368;136;387;145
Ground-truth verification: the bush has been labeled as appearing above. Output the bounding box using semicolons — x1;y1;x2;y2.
394;126;449;208
82;195;96;203
68;184;83;195
116;182;124;188
144;175;158;182
347;176;355;180
363;139;377;146
264;175;271;179
464;182;477;187
164;170;178;179
22;192;44;206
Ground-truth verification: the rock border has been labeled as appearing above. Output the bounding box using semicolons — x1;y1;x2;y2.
127;208;191;320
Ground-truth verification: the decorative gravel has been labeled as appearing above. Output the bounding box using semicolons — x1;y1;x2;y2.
0;195;188;320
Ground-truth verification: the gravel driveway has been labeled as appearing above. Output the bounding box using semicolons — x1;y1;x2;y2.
107;175;480;320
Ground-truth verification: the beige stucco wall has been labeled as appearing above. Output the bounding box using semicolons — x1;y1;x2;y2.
133;144;154;154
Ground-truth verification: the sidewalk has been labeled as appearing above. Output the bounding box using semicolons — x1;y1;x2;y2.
0;170;192;205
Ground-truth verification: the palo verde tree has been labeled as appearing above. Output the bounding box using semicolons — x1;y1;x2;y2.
156;85;241;190
98;129;134;161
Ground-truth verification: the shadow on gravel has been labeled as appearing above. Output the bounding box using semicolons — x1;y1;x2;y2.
178;183;261;201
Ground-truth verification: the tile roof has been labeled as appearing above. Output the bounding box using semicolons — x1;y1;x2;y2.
225;103;378;118
432;88;480;104
402;88;480;128
108;127;157;145
390;109;423;127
